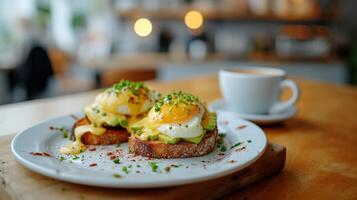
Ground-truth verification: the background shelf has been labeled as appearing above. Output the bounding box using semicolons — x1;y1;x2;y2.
117;7;338;25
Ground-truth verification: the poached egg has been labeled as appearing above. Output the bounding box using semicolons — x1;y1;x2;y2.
60;80;160;155
131;91;207;141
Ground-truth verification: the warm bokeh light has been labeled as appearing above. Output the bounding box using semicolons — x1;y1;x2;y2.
184;10;204;30
134;18;152;37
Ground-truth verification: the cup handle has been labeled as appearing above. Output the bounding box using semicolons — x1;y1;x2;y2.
269;79;300;114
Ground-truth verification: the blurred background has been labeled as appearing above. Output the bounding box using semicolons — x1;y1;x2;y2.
0;0;356;105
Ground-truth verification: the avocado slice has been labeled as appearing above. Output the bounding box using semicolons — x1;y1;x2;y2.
131;126;143;135
183;134;205;144
148;134;159;141
204;112;217;132
118;119;128;128
107;117;120;126
158;134;181;144
106;117;127;128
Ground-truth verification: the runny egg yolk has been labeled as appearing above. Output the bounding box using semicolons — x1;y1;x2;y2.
148;103;199;125
99;90;149;116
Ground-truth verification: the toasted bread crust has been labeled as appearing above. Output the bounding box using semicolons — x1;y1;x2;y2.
128;128;218;158
71;117;130;145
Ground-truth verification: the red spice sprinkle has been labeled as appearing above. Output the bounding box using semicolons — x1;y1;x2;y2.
43;152;51;157
89;148;96;152
30;152;42;156
228;160;236;163
129;97;135;103
237;125;247;130
89;163;97;167
109;155;117;160
30;152;52;157
218;153;225;156
236;146;247;152
49;126;61;131
107;152;113;156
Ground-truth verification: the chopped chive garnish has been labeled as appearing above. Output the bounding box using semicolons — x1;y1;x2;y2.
122;166;129;174
113;158;120;164
63;130;68;138
231;142;243;149
153;91;199;112
109;80;148;97
113;173;122;178
218;133;226;137
149;162;159;172
164;166;171;173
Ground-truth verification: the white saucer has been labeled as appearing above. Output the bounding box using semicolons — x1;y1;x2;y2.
209;99;297;125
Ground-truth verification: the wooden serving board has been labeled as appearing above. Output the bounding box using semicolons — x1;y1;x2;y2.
0;135;286;200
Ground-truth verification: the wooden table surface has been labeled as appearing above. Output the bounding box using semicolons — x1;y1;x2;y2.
0;74;357;199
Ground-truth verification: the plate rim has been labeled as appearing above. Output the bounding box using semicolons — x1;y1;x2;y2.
11;112;267;188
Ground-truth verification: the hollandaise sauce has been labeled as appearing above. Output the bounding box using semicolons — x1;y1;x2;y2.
60;125;106;155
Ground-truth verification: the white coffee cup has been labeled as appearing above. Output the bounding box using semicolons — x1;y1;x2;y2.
219;67;300;114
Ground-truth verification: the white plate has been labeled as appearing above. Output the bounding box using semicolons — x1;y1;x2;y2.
209;99;297;125
11;112;267;188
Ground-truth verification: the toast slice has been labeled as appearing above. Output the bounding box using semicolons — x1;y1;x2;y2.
71;117;130;145
128;128;218;158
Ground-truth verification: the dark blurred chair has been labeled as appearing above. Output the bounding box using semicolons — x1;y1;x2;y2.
20;45;53;100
